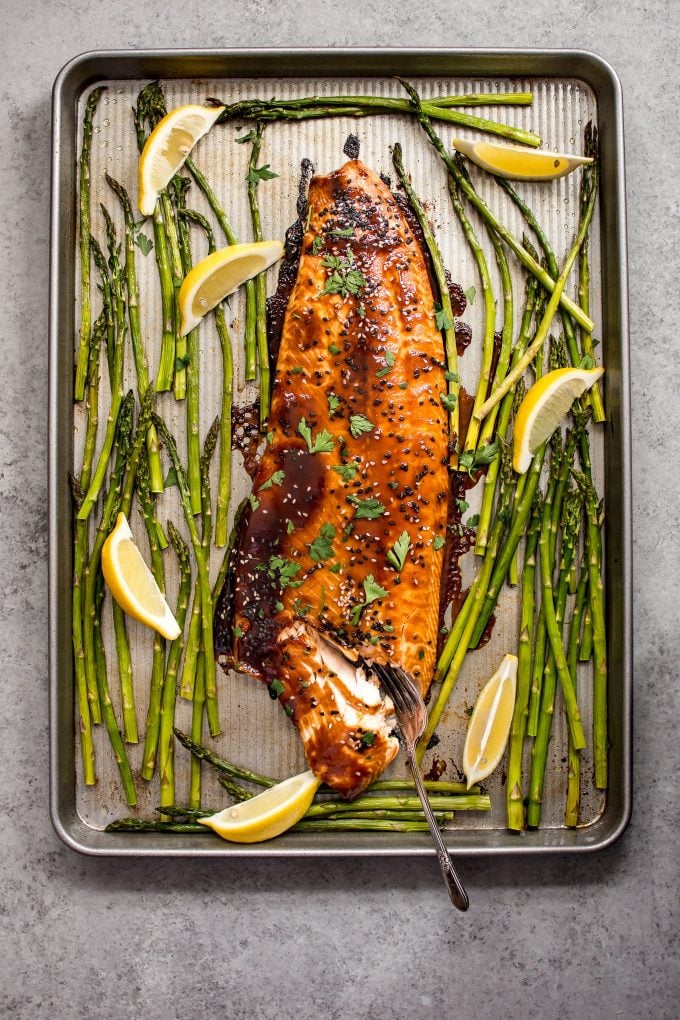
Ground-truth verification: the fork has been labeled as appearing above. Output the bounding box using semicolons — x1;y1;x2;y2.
369;660;469;912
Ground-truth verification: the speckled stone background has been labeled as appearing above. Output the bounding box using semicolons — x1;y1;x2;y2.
1;2;678;1018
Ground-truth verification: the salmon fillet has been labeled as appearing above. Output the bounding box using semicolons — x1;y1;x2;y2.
215;159;450;798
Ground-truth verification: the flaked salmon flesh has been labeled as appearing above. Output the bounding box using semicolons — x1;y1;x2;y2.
215;159;450;798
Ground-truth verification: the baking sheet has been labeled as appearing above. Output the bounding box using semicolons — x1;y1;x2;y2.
49;50;632;856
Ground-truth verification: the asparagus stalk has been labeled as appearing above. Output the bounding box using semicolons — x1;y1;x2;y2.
152;415;218;735
527;488;582;827
246;123;272;429
189;652;205;810
105;174;164;493
75;86;105;401
446;162;497;456
215;93;540;147
72;311;105;779
137;449;169;781
132;89;176;393
158;522;192;813
174;728;277;787
392;142;459;461
578;123;605;422
106;817;435;834
477;223;514;451
184;154;258;382
506;500;541;831
173;178;203;515
580;478;608;788
579;605;594;662
77;207;126;522
90;234;114;380
565;553;589;826
305;794;490;818
180;207;234;546
399;78;593;332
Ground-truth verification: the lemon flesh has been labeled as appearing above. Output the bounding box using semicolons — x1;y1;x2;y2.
453;137;593;182
463;654;518;789
178;241;284;336
138;104;225;216
102;513;180;640
513;366;605;474
199;770;322;843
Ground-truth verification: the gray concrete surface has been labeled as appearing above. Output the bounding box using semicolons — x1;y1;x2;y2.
1;2;678;1018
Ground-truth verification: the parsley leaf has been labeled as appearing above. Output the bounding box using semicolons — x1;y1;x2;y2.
376;350;396;378
328;227;355;238
298;417;335;454
440;392;458;412
444;370;460;383
320;251;367;299
332;462;358;482
327;392;341;416
350;573;388;626
464;285;476;306
360;731;376;747
233;624;244;638
264;555;304;590
311;236;324;256
248;493;260;511
579;353;595;370
435;303;454;331
349;413;374;438
459;442;499;474
163;467;178;490
286;519;295;535
269;678;286;697
246;164;279;184
259;469;285;491
132;226;153;257
433;535;446;551
466;514;480;528
347;494;385;520
386;530;410;572
175;353;190;371
456;498;469;513
308;523;336;563
328;343;341;355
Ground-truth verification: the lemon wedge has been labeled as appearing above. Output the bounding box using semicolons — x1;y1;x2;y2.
199;770;322;843
138;104;225;216
102;513;180;640
463;654;518;789
452;137;593;181
512;366;605;474
178;240;284;336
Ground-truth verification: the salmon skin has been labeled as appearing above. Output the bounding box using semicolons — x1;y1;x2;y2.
215;159;450;798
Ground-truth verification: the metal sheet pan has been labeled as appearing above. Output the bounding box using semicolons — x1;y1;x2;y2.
49;48;632;857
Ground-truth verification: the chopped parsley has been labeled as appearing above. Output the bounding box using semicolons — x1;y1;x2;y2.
466;514;480;529
233;624;244;638
349;413;374;438
386;530;410;572
440;392;458;412
259;469;285;491
433;535;446;551
376;350;396;378
350;574;388;626
269;678;286;697
248;493;260;511
328;227;355;238
319;251;366;299
347;494;386;520
286;520;295;535
444;370;460;383
327;392;341;416
332;462;359;482
459;442;500;474
264;555;304;590
464;285;476;305
434;303;454;331
308;523;336;563
328;343;341;355
291;366;304;375
311;236;324;256
292;598;312;617
456;498;469;513
298;417;335;454
360;731;376;747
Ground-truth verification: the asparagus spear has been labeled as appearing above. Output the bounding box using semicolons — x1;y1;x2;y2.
137;449;169;781
565;553;589;826
399;78;593;333
106;174;164;494
527;488;582;827
90;234;114;380
189;651;206;810
159;522;192;813
152;415;218;736
215;93;540;146
72;310;105;778
392;142;459;462
174;728;278;787
578;123;605;422
246;123;273;429
579;476;608;788
75;86;105;401
106;817;435;834
579;605;594;662
77;207;126;522
506;500;541;831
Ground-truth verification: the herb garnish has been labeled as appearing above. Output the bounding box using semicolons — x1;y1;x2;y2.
269;678;286;697
464;285;476;305
440;392;458;412
264;555;304;590
308;523;336;563
328;343;341;355
349;413;374;438
320;251;366;299
433;535;446;551
259;469;285;491
298;417;335;454
246;164;279;184
327;392;341;416
386;530;410;572
376;350;395;378
360;731;376;747
328;227;355;238
332;462;359;482
311;236;324;256
434;303;454;331
459;442;500;474
248;493;260;511
347;494;386;520
350;574;388;626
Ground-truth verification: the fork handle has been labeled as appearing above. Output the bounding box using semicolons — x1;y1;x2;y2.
406;748;469;912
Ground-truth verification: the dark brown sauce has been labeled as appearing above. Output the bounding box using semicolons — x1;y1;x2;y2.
424;757;447;781
455;320;472;356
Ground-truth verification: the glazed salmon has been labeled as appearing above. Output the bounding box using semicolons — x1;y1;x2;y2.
215;159;450;798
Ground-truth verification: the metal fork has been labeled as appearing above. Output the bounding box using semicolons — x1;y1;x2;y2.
369;660;469;912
